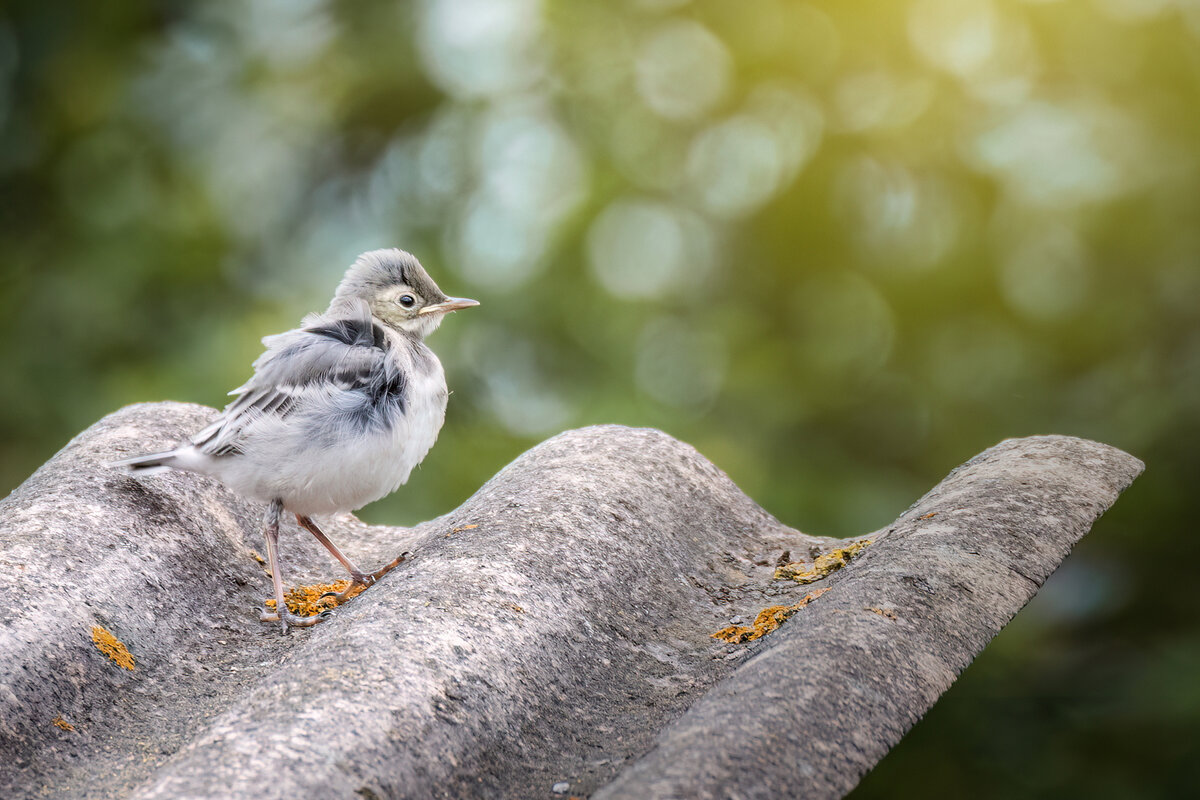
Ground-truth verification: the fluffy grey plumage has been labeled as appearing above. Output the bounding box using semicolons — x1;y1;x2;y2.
110;248;478;630
332;249;438;304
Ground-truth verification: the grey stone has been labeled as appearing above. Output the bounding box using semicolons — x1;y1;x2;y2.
0;403;1142;800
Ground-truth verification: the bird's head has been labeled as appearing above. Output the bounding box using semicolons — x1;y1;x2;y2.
330;249;478;338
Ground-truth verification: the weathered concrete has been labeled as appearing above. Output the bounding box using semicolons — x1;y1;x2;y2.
0;403;1142;799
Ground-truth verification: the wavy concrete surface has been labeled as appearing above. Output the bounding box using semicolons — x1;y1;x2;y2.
0;403;1142;799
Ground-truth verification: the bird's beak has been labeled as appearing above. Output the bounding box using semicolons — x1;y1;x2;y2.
418;297;480;316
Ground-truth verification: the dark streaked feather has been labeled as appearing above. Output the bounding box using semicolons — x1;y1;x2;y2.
192;299;408;456
108;450;177;473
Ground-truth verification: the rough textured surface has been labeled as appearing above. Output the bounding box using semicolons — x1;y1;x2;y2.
0;403;1142;800
595;435;1144;800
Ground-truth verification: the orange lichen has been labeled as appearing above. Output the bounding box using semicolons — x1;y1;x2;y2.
775;539;873;584
91;625;135;671
712;588;831;644
263;580;364;617
52;716;76;732
919;511;938;519
446;523;479;537
502;602;525;613
867;606;898;621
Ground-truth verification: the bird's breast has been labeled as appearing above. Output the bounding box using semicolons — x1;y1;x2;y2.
261;348;448;516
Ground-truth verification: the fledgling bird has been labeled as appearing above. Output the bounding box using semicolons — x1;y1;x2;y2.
110;249;478;631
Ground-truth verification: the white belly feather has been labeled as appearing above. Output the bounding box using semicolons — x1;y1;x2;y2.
183;341;449;517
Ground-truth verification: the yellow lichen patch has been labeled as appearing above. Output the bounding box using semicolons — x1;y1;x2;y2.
91;625;135;671
775;539;873;584
446;523;479;537
711;588;831;644
263;580;362;617
248;550;271;577
52;716;76;732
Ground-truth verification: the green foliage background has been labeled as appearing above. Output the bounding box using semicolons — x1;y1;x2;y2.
1;0;1197;794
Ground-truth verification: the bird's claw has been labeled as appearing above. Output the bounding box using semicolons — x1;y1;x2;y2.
318;577;370;604
319;552;409;603
369;551;409;583
258;603;331;630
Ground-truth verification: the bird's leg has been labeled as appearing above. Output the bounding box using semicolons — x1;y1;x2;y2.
296;514;407;603
258;500;329;630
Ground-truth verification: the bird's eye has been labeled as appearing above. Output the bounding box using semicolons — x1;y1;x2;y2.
398;294;416;308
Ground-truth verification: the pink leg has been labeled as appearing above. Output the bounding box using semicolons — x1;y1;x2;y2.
257;500;330;630
296;515;407;602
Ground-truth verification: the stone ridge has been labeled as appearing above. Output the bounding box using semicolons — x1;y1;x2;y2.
0;404;1142;800
595;435;1143;799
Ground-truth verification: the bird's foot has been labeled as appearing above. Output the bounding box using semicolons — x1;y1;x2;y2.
258;604;332;632
319;552;409;603
318;579;369;604
365;550;409;584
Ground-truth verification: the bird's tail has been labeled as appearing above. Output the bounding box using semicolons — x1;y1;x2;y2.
107;449;180;476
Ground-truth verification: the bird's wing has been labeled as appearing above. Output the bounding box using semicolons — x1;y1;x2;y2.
191;299;401;456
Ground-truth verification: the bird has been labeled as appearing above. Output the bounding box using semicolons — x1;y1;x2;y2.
109;248;478;631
